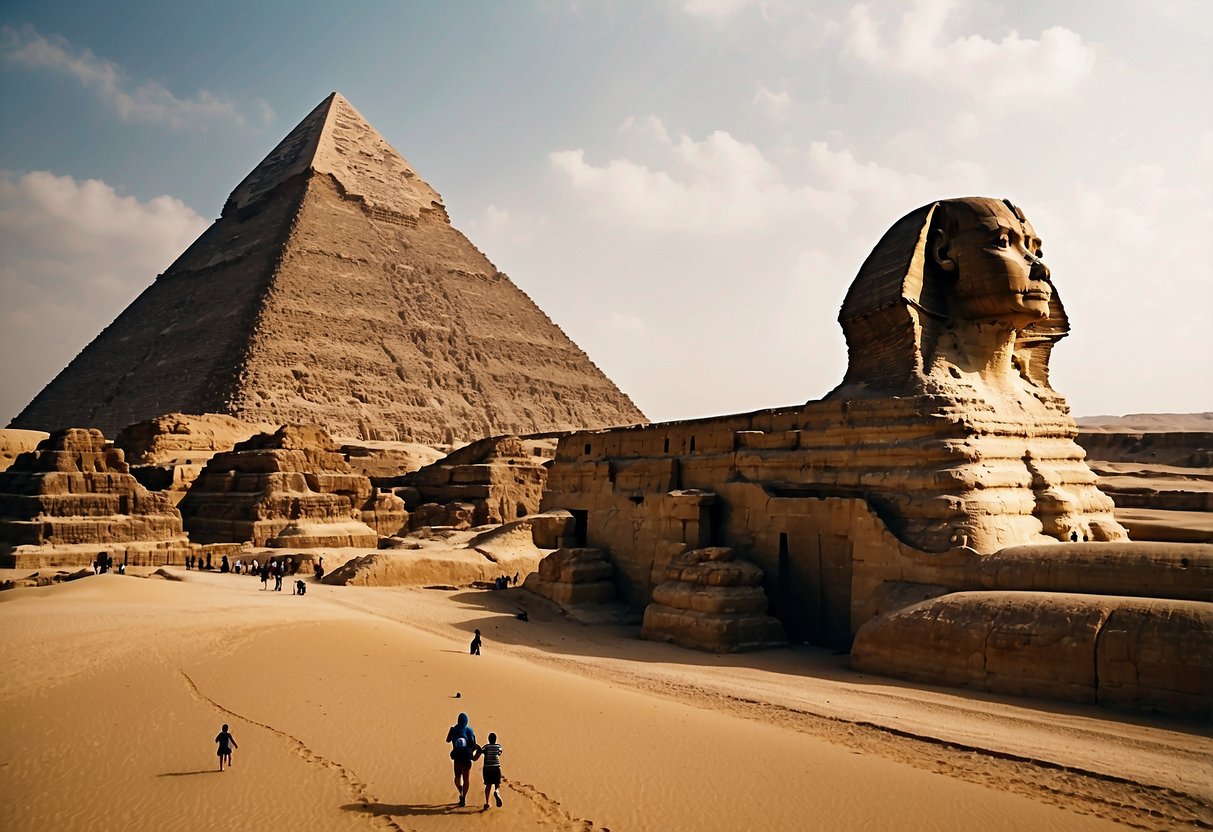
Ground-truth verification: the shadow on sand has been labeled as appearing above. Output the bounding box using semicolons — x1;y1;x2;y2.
157;769;222;777
342;801;469;818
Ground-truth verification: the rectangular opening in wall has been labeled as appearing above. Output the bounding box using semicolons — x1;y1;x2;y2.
663;437;670;453
690;436;696;452
571;509;588;547
583;443;592;455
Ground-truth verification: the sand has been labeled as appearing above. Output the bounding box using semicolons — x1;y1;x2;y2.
0;570;1209;831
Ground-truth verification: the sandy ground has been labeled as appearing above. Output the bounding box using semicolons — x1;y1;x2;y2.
0;570;1209;832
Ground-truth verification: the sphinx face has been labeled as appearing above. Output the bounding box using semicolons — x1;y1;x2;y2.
939;200;1053;329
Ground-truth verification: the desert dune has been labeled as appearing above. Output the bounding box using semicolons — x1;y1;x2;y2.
1;569;1208;831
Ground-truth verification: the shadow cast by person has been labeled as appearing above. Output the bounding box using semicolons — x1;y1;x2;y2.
157;770;222;777
342;801;469;817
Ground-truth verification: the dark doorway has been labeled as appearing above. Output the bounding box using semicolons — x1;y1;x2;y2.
571;509;588;547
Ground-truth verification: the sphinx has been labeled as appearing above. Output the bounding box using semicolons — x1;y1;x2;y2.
822;196;1127;552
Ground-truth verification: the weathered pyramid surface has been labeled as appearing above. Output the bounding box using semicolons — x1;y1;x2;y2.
0;428;191;567
12;93;647;442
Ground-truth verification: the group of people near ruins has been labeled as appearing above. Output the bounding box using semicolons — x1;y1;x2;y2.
446;712;504;809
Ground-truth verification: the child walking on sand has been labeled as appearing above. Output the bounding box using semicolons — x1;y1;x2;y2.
215;723;238;771
473;732;504;809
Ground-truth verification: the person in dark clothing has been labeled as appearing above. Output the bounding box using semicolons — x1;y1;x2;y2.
273;562;283;591
470;629;482;656
215;723;238;771
260;563;270;590
445;712;477;806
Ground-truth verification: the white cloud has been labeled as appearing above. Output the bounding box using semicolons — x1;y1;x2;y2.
1032;164;1213;416
550;118;987;237
844;0;1095;104
753;83;791;120
0;170;208;422
680;0;758;23
0;25;273;128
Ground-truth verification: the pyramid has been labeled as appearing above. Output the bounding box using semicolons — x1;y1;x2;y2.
12;93;646;442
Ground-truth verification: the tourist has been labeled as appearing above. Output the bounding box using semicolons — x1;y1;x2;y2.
469;629;482;656
205;553;212;570
259;562;270;590
445;712;477;806
314;557;325;581
473;732;504;809
220;554;230;573
215;723;238;771
273;561;284;592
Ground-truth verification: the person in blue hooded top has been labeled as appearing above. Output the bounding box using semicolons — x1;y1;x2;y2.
445;712;477;805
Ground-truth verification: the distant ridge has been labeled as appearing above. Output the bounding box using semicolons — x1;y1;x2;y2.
12;93;647;441
1074;413;1213;431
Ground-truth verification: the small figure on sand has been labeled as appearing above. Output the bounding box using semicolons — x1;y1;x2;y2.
273;561;284;592
259;562;270;590
473;731;504;810
293;579;307;596
215;723;238;771
470;629;482;656
446;712;477;806
314;557;325;581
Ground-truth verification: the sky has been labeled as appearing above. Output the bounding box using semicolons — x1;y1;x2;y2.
1;0;1210;427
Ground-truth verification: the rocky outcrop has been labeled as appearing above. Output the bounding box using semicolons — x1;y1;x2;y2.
11;92;646;442
852;591;1213;719
386;435;554;530
115;412;275;505
0;428;191;567
178;425;404;547
641;547;785;652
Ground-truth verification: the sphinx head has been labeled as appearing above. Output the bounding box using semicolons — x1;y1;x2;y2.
928;198;1053;330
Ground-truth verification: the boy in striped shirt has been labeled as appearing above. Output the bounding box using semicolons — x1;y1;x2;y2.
473;732;504;809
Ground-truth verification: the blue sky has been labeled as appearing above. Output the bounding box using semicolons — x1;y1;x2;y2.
2;0;1211;426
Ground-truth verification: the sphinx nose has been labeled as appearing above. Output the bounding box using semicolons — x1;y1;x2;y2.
1032;259;1051;282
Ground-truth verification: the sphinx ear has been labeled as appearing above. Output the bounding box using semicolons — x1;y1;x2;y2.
930;227;956;273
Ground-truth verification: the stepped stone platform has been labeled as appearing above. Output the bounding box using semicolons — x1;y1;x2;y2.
384;435;555;530
1076;415;1213;544
178;425;405;547
0;428;191;568
641;547;785;652
10;92;645;443
524;547;639;625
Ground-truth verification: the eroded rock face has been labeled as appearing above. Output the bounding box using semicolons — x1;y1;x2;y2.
11;93;646;442
115;412;275;505
641;547;785;653
851;591;1213;719
0;429;48;473
178;424;404;547
0;428;191;567
388;435;554;530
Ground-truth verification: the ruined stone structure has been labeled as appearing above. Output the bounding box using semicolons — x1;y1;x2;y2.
539;197;1211;716
115;412;274;505
11;93;645;442
178;424;404;547
524;547;618;606
0;429;192;567
641;547;786;652
383;434;554;530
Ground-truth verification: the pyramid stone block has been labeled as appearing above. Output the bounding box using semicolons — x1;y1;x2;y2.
12;93;646;443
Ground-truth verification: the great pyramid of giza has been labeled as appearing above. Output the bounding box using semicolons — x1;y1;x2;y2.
11;93;646;442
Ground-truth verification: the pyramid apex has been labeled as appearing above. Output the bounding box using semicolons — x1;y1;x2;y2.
224;92;442;219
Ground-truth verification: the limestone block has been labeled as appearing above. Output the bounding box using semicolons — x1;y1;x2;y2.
851;591;1213;718
523;547;618;611
641;547;784;652
528;510;576;549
